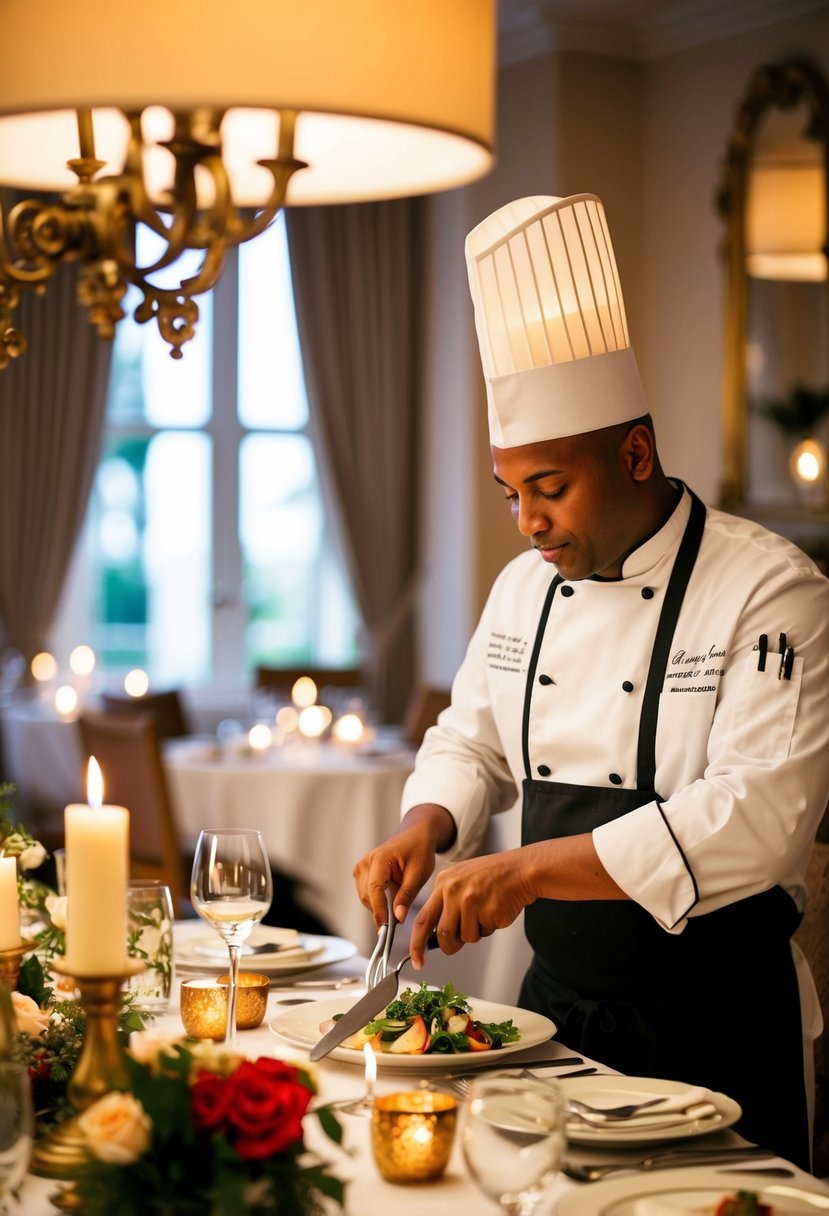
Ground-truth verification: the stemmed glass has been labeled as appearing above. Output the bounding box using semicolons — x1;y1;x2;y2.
0;1062;34;1214
190;829;273;1047
462;1074;566;1216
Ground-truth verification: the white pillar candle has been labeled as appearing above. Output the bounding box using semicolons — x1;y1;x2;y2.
0;855;21;950
64;757;130;975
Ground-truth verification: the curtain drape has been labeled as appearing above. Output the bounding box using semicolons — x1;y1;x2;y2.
0;254;112;662
285;199;423;723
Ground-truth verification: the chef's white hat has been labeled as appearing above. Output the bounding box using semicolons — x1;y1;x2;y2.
465;193;647;447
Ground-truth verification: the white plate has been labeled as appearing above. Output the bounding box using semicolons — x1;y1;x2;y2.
269;995;556;1070
558;1167;829;1215
560;1076;741;1146
174;931;357;975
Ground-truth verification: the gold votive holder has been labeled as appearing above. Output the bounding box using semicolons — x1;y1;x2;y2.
371;1090;458;1183
180;973;269;1039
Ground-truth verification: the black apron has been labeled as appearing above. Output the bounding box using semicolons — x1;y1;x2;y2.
518;492;810;1169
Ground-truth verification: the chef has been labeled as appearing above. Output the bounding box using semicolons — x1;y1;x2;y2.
353;194;829;1170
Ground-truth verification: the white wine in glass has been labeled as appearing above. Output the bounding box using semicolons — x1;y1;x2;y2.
0;1062;34;1212
190;829;273;1047
462;1075;566;1216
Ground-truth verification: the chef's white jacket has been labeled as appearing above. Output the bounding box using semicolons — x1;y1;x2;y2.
402;487;829;935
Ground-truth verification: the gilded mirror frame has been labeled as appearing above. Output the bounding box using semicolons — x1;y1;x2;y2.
716;57;829;511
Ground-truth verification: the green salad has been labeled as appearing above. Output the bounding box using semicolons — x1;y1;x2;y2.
335;982;521;1056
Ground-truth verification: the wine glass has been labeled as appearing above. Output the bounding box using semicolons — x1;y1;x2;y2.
190;829;273;1047
462;1074;566;1216
0;1062;34;1213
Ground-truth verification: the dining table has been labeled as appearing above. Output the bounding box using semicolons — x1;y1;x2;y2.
15;919;829;1215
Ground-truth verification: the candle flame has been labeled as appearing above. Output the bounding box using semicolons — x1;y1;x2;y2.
87;756;103;808
363;1041;377;1086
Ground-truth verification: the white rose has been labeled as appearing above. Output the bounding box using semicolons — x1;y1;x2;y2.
135;925;162;958
127;1028;181;1069
11;992;51;1036
45;894;68;931
17;841;46;871
78;1091;152;1164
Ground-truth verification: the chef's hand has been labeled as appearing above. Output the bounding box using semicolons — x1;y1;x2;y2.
409;847;534;969
408;834;631;968
353;803;456;929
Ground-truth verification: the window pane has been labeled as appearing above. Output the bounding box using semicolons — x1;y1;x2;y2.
89;432;211;685
107;286;212;429
240;433;327;662
237;216;308;430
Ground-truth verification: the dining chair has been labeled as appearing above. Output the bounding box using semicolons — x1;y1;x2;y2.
253;665;364;697
100;688;191;741
77;710;191;912
401;685;452;748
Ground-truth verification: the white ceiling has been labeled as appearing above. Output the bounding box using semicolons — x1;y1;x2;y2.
498;0;829;63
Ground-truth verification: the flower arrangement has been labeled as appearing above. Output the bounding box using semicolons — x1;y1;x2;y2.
12;953;145;1132
73;1032;345;1216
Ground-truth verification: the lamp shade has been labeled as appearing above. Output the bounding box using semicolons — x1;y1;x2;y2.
0;0;495;204
746;160;827;282
465;194;647;447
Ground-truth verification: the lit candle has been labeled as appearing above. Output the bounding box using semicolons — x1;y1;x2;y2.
64;757;130;975
363;1040;377;1102
0;855;21;950
332;712;365;745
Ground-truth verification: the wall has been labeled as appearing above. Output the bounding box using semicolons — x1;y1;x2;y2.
417;8;829;685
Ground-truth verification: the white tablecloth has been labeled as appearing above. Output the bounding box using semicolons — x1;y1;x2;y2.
164;736;417;955
16;924;829;1216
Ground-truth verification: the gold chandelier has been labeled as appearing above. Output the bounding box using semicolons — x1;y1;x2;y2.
0;0;495;369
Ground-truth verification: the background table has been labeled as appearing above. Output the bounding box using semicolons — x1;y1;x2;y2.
164;736;416;955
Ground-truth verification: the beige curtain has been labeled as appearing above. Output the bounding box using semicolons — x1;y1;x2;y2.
286;199;423;723
0;258;112;660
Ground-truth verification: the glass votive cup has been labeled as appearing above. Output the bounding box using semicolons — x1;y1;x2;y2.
370;1090;458;1183
179;973;269;1039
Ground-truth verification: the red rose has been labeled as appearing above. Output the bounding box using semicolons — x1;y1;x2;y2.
225;1058;311;1159
190;1071;232;1132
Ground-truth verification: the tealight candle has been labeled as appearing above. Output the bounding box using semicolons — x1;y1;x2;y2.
332;712;365;745
0;855;21;950
64;757;130;975
371;1090;457;1183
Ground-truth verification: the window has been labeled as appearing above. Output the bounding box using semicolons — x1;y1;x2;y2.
52;216;359;691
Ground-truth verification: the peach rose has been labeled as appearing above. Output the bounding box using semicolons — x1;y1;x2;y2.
11;992;51;1036
78;1091;152;1164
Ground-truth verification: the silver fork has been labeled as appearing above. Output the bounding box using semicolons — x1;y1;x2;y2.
566;1095;666;1120
365;886;396;989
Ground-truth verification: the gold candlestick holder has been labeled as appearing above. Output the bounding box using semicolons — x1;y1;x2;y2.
29;957;143;1214
0;937;36;989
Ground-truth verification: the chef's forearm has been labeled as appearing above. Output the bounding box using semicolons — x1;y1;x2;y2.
400;803;458;853
525;833;631;901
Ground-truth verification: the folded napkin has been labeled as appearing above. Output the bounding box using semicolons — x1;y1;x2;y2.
567;1086;718;1130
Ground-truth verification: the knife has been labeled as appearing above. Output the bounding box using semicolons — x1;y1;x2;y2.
309;932;437;1062
564;1146;777;1182
309;970;401;1062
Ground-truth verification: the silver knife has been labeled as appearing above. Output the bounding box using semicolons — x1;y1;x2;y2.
309;931;438;1062
565;1146;776;1182
308;967;403;1062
